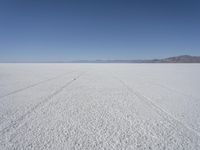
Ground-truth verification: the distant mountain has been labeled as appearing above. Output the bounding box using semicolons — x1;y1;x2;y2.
1;55;200;63
160;55;200;63
67;55;200;63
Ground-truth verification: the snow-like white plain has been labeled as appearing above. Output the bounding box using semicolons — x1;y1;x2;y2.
0;63;200;150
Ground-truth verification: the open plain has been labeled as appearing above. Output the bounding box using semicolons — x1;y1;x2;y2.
0;63;200;150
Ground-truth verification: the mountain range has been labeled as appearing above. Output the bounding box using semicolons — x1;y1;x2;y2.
2;55;200;63
68;55;200;63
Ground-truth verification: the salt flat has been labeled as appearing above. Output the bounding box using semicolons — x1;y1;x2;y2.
0;63;200;150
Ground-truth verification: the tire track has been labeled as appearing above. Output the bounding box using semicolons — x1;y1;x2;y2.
128;72;200;101
0;71;73;100
0;72;85;136
110;72;200;139
152;82;200;101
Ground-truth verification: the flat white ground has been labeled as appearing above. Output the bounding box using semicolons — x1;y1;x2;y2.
0;63;200;150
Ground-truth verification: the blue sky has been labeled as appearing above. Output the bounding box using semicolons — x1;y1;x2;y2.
0;0;200;61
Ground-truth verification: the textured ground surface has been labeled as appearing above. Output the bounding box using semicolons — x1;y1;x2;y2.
0;63;200;150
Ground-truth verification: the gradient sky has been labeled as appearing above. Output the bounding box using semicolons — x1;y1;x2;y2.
0;0;200;61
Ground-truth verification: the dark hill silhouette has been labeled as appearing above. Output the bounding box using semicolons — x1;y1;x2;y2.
68;55;200;63
160;55;200;63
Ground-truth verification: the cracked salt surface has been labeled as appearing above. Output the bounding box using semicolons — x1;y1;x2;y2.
0;63;200;149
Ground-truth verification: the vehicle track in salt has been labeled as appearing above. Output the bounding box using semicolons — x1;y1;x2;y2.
0;71;74;100
1;69;199;149
151;82;200;101
42;70;200;149
121;71;200;101
110;72;200;139
0;72;85;136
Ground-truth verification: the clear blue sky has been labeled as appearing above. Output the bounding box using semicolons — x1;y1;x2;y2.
0;0;200;61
